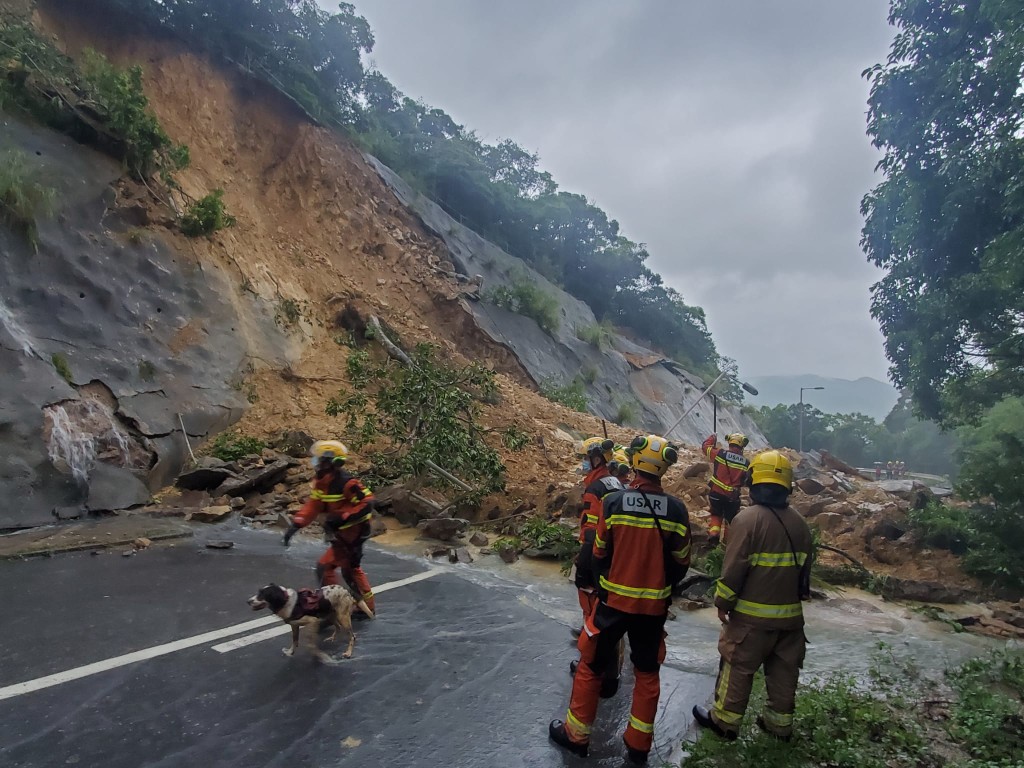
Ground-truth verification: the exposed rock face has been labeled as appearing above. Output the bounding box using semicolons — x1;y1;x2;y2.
0;117;290;529
366;156;767;449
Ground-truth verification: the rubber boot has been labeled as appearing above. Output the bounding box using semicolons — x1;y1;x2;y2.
548;720;588;757
692;705;737;741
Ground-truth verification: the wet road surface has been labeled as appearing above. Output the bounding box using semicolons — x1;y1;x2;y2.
0;526;715;767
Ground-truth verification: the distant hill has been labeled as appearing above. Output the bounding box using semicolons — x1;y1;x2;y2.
744;375;899;422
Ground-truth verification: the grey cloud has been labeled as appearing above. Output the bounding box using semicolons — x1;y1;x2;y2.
351;0;895;380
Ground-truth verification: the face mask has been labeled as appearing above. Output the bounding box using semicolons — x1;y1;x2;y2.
581;458;592;472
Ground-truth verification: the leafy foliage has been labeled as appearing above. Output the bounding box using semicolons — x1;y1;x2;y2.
325;344;506;497
180;189;235;237
500;426;531;452
862;1;1024;424
208;433;265;462
539;377;589;413
79;50;190;180
485;279;560;335
0;149;55;246
947;651;1024;765
575;320;614;350
0;19;188;183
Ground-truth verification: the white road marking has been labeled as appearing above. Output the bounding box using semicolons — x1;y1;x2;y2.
211;568;441;653
0;568;441;701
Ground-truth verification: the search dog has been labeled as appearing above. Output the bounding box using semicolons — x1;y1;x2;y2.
247;583;373;663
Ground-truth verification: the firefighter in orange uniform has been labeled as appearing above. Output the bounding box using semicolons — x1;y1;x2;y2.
573;437;623;626
550;434;691;765
283;440;376;614
702;433;751;546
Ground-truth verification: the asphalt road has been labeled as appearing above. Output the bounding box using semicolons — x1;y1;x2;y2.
0;526;713;767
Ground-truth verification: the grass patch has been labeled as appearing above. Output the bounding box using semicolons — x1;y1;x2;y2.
207;433;265;462
51;352;72;383
485;278;561;335
0;149;55;247
540;376;589;412
180;189;235;237
274;297;303;328
575;320;615;350
614;398;639;426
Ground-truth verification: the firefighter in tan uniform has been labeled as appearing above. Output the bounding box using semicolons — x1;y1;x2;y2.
693;450;812;741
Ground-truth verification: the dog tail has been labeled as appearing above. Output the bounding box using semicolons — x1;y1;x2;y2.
355;599;375;619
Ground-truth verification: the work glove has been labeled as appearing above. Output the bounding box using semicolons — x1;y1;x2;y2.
283;523;299;547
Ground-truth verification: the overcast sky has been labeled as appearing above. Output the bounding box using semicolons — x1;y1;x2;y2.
350;0;897;381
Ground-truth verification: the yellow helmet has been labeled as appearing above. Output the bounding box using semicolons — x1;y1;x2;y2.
725;433;749;448
577;437;615;463
310;439;348;467
749;450;792;490
612;449;629;466
628;435;678;477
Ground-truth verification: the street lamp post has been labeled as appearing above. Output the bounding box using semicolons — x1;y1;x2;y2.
798;386;825;453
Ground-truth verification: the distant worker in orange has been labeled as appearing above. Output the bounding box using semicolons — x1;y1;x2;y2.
886;460;894;480
284;440;376;615
550;434;691;765
702;433;751;546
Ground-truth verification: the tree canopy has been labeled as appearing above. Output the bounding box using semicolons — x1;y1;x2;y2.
96;0;724;380
862;0;1024;424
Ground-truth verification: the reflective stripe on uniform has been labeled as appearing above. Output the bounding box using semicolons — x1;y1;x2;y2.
310;490;324;500
583;513;599;526
762;708;793;727
709;476;737;493
713;661;743;725
319;493;344;502
594;533;606;549
628;715;654;734
734;599;802;619
748;551;808;567
715;581;736;601
599;576;671;601
672;544;691;560
565;709;591;736
604;513;688;537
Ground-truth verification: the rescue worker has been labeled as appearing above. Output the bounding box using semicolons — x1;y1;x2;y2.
886;460;894;480
283;440;376;615
608;447;632;483
550;434;691;765
702;433;751;546
692;450;813;742
573;437;622;627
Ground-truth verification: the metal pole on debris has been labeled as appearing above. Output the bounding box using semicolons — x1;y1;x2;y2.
601;420;608;439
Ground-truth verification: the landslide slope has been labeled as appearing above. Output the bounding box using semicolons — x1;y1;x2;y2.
27;3;654;516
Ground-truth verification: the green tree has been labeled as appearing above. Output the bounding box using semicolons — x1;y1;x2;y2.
862;0;1024;424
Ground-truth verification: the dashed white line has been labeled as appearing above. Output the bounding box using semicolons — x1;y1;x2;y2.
211;568;441;653
0;568;441;701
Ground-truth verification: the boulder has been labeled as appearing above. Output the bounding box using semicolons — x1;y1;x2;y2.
823;502;857;518
881;578;976;604
87;463;151;512
865;518;906;541
229;497;246;510
205;540;234;549
796;477;825;496
176;458;238;491
189;505;233;523
795;498;831;518
213;459;292;497
814;512;846;534
52;505;86;521
469;531;489;547
992;607;1024;629
417;517;470;542
877;480;934;509
498;548;518;563
673;570;714;602
683;462;710;479
449;547;473;564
